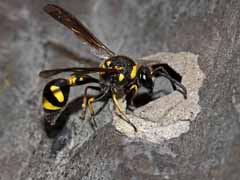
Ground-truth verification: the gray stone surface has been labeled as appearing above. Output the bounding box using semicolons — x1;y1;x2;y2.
113;52;204;143
0;0;240;180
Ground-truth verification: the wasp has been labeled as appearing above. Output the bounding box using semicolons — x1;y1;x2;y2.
40;4;187;133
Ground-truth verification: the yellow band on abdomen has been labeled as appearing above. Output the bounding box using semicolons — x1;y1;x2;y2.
42;98;61;110
50;85;64;103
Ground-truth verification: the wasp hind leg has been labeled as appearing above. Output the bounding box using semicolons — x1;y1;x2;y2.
81;86;109;130
80;86;101;121
68;74;107;130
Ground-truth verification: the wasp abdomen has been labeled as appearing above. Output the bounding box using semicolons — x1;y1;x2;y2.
42;79;70;111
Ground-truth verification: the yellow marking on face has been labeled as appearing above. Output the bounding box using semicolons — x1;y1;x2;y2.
119;73;125;81
88;97;95;115
106;60;112;66
68;76;77;85
112;93;124;113
50;85;64;102
42;97;61;110
130;65;137;79
130;84;138;93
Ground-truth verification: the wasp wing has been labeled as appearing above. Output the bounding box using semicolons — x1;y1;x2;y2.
39;67;118;78
44;4;115;59
45;41;100;66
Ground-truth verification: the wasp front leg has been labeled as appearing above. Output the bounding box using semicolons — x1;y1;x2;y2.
151;64;187;99
125;83;139;111
112;89;138;132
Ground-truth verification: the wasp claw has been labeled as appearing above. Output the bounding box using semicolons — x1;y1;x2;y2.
90;122;96;132
89;118;97;132
91;116;98;128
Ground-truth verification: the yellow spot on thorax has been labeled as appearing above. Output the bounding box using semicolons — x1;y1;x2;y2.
100;62;106;75
100;62;106;69
68;76;77;85
50;85;64;102
119;73;125;81
106;60;112;66
130;65;137;79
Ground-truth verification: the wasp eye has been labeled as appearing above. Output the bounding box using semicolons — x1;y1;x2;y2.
138;66;153;90
142;74;146;80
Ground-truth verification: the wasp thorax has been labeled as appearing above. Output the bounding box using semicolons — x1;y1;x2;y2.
99;56;138;86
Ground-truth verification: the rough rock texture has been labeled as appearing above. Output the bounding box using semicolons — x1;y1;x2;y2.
0;0;240;180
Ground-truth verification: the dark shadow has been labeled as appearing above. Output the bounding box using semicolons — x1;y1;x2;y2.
127;89;171;111
46;95;110;157
50;127;72;158
44;94;110;138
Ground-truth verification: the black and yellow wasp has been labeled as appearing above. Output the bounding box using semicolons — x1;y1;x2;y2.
40;4;187;133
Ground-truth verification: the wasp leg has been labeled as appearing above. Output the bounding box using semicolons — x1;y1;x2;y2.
82;86;109;130
67;73;100;120
112;92;137;132
81;86;101;120
152;67;187;99
125;84;139;111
